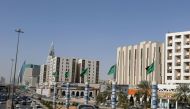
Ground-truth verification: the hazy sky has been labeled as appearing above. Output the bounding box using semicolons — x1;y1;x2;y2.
1;0;190;82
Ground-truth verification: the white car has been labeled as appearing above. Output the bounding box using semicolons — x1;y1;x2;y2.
16;104;21;108
0;101;5;104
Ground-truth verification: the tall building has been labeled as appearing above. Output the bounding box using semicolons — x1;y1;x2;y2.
58;57;78;83
78;59;99;84
116;41;165;85
0;76;5;85
39;64;47;85
18;61;26;85
39;43;100;87
165;31;190;84
47;56;60;86
22;64;40;87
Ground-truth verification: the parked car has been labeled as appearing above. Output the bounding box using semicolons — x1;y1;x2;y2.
77;104;97;109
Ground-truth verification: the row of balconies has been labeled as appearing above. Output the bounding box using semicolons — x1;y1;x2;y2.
168;56;190;59
167;66;190;72
167;76;190;80
167;35;190;46
168;42;190;47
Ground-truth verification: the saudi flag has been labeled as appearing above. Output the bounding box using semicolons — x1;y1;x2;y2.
52;72;59;77
146;62;154;74
108;65;116;75
80;68;88;77
65;72;69;78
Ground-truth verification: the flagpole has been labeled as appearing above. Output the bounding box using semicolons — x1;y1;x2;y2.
153;47;156;82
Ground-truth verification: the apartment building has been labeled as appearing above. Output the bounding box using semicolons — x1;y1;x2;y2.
47;56;60;86
40;43;100;87
78;59;99;84
165;31;190;84
116;41;165;85
39;64;47;85
59;57;78;83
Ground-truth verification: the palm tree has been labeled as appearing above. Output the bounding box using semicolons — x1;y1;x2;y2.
96;90;111;104
96;83;114;105
136;80;151;109
174;83;190;109
118;91;129;109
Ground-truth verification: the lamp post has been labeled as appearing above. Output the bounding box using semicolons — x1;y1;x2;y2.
9;59;14;98
11;28;24;109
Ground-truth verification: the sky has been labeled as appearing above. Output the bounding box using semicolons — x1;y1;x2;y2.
1;0;190;83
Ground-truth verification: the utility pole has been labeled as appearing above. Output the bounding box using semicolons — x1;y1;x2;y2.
11;28;24;109
53;82;56;109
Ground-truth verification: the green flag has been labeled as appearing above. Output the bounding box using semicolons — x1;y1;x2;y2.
52;72;59;77
80;68;88;77
108;65;116;75
146;62;154;74
65;71;69;78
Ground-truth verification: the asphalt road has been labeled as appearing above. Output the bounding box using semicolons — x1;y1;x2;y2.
0;101;32;109
0;103;6;109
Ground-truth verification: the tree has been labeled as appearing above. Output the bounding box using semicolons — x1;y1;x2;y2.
96;91;111;104
174;84;190;109
118;91;129;109
136;80;151;109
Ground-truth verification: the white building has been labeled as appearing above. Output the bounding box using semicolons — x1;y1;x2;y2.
47;56;60;86
39;64;47;85
165;31;190;84
116;41;165;85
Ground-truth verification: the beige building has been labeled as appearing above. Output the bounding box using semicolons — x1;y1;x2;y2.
78;59;99;84
45;57;100;86
165;31;190;84
116;41;165;85
39;64;47;85
40;43;100;87
59;57;78;83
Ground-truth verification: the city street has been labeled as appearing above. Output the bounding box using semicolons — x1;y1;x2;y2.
0;103;6;109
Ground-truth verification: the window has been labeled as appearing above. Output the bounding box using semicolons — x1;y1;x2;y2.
176;35;181;39
167;76;172;80
184;76;190;80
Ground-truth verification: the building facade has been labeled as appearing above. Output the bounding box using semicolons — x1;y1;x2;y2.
40;43;100;87
165;31;190;84
39;64;47;85
22;64;40;87
47;56;60;86
78;59;99;84
116;41;165;85
58;57;78;83
45;57;100;86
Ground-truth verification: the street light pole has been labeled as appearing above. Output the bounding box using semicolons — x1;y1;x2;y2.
11;28;24;109
9;59;14;98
